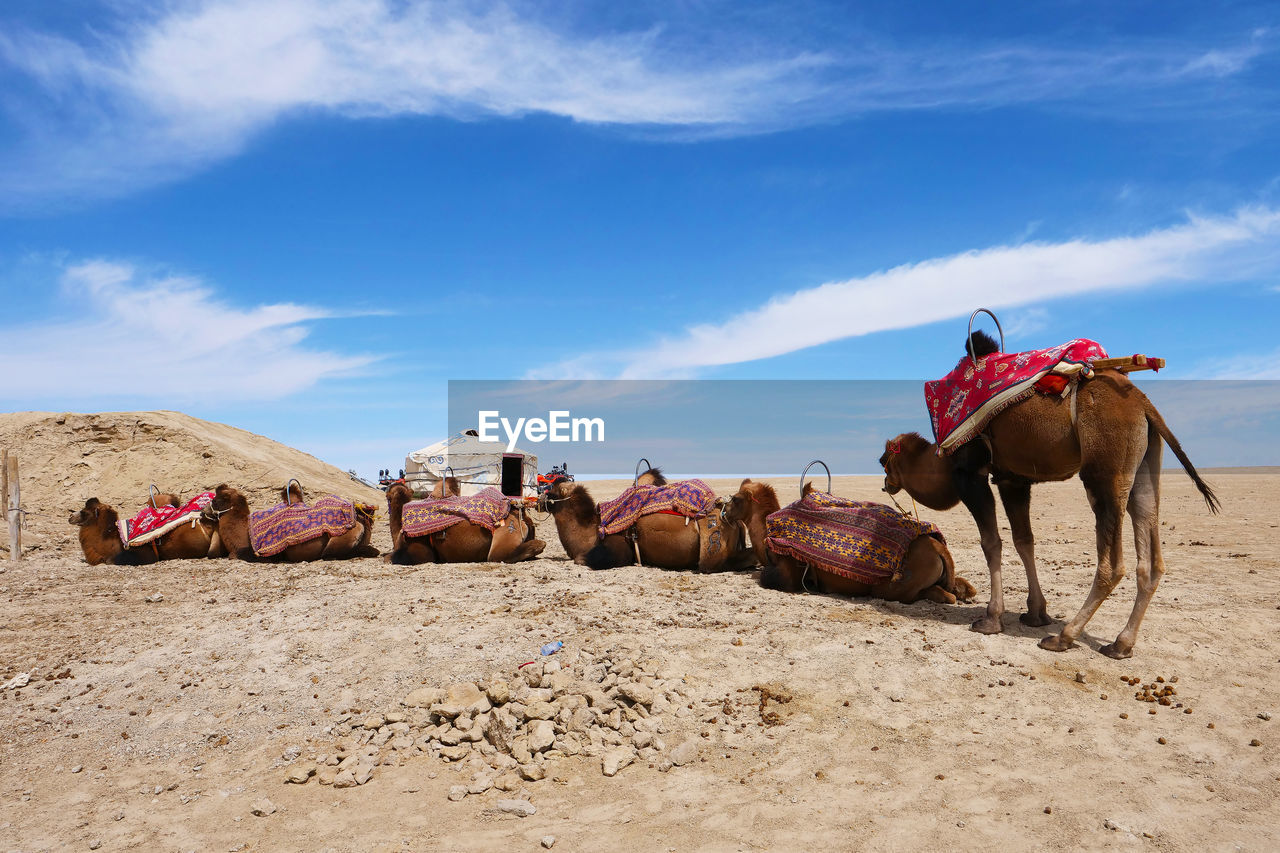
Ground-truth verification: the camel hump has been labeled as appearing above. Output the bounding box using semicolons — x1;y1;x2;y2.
966;330;1001;358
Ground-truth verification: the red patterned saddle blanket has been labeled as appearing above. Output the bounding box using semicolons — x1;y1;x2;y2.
597;479;717;537
248;495;356;557
118;492;214;548
401;487;512;538
764;491;943;584
925;338;1107;454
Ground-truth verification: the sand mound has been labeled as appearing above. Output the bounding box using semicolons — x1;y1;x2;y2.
0;410;384;555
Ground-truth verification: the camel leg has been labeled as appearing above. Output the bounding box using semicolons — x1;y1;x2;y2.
760;554;805;592
997;481;1050;627
955;468;1005;634
1101;430;1164;659
869;537;946;603
1040;474;1131;652
920;585;958;604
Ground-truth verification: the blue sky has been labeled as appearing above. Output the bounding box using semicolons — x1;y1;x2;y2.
1;1;1279;478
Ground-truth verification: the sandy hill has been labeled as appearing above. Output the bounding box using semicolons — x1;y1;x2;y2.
0;410;384;555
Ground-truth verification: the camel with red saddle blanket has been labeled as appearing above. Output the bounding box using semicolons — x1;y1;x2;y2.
210;482;379;561
384;478;545;564
69;490;227;565
725;478;975;604
880;326;1218;659
537;468;754;572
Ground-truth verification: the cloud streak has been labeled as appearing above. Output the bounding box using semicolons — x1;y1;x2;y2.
527;207;1280;378
0;259;374;400
0;1;1272;205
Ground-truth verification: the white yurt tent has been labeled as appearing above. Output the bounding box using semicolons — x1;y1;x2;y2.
404;430;538;498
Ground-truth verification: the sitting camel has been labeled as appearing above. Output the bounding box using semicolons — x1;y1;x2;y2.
384;480;545;565
69;492;225;565
880;331;1219;658
726;479;975;604
210;483;379;561
537;475;754;572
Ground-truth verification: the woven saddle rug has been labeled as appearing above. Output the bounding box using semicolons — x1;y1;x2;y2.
400;488;512;538
249;495;357;557
926;338;1108;455
118;492;214;548
597;479;717;537
764;491;944;585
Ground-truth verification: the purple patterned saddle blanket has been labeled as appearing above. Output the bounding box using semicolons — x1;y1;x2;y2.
248;495;356;557
765;491;943;584
401;488;512;538
598;480;717;536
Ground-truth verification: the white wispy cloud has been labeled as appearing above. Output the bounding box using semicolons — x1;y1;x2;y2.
0;259;374;400
0;1;1271;205
528;207;1280;378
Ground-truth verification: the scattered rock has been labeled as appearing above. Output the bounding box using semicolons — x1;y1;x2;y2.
403;687;444;708
144;593;164;603
602;748;635;777
2;672;30;690
285;765;315;784
496;799;537;817
518;763;546;782
528;720;555;753
541;836;556;848
448;785;467;802
250;798;277;817
88;840;102;850
669;740;698;767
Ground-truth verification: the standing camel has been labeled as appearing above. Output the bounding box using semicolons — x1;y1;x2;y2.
880;331;1218;658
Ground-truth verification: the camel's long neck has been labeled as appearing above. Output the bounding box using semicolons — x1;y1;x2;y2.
80;517;122;565
745;507;772;566
387;492;408;543
552;505;600;561
218;497;252;552
901;447;961;511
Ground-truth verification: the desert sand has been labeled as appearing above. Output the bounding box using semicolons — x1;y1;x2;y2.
1;411;1278;852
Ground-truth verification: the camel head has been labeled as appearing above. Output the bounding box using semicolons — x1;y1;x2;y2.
209;484;248;517
430;476;461;498
636;467;667;487
879;433;932;494
725;478;780;524
69;497;109;527
538;480;595;523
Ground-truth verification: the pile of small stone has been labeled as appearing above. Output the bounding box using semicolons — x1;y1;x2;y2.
288;646;702;798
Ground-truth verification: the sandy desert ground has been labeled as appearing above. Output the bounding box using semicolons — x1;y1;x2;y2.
1;412;1278;852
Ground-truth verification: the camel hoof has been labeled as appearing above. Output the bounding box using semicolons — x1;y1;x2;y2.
1099;642;1133;660
970;615;1003;635
1020;611;1052;627
1038;634;1074;653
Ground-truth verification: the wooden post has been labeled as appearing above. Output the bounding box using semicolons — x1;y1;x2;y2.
5;452;18;562
0;449;7;557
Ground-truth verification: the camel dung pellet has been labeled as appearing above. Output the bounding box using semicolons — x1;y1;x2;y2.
1207;722;1214;729
935;774;945;780
1250;739;1262;747
1157;737;1167;745
1184;708;1193;714
1100;694;1108;700
1044;806;1052;814
1120;713;1129;719
1149;709;1157;715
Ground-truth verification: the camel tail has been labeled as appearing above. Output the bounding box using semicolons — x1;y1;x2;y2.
1143;398;1221;514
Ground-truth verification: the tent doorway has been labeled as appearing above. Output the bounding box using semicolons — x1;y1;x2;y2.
501;454;524;497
